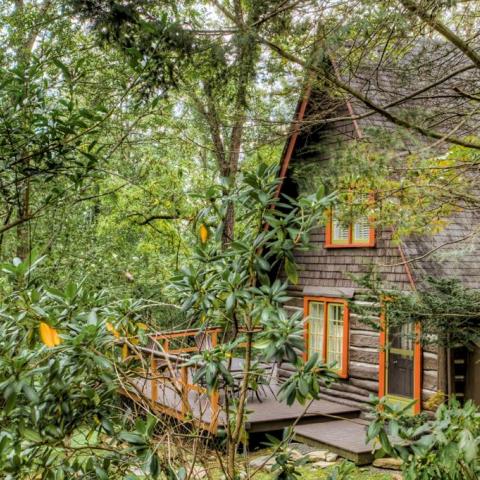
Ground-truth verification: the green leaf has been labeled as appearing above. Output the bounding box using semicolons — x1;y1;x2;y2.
5;391;17;415
119;432;146;446
149;453;160;478
95;466;108;480
225;293;236;312
53;59;71;79
298;378;309;397
284;258;298;285
22;383;40;404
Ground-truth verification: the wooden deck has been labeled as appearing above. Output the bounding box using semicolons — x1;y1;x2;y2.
131;377;361;433
294;420;375;465
121;328;375;465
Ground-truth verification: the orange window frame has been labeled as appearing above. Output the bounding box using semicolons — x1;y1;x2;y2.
378;310;422;414
303;296;349;378
325;209;376;248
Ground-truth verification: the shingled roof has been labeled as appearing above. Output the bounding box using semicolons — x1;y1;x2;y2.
401;208;480;289
278;45;480;291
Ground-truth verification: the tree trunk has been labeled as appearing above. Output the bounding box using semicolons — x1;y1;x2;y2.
16;178;30;259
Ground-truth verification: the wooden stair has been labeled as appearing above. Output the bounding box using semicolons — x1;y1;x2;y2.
293;419;375;465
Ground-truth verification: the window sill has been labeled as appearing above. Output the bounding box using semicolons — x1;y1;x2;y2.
324;242;376;249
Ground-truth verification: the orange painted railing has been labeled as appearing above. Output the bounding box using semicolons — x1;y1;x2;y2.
122;327;222;433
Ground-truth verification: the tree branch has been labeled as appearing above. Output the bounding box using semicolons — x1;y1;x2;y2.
400;0;480;69
260;37;480;150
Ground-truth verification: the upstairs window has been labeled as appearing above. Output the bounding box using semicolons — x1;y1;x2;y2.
325;196;375;248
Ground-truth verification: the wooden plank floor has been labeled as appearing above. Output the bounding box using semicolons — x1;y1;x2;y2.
131;379;361;432
245;384;360;432
294;420;375;465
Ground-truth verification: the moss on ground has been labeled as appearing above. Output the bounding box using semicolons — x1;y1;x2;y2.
254;465;395;480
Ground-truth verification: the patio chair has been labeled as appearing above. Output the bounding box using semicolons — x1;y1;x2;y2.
258;361;279;400
230;361;278;403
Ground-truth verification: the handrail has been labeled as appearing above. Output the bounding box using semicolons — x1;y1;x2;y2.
148;326;220;356
127;342;189;362
119;330;220;433
149;326;222;338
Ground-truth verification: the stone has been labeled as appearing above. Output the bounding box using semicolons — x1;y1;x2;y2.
249;455;275;470
325;452;338;462
190;466;208;479
306;450;329;462
372;458;403;470
287;449;303;461
311;461;337;469
391;474;403;480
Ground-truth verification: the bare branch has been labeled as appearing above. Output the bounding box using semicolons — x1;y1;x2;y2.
400;0;480;69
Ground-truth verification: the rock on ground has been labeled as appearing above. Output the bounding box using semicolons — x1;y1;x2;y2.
287;449;304;461
305;450;329;462
325;452;338;462
372;458;403;470
311;460;337;469
248;455;275;470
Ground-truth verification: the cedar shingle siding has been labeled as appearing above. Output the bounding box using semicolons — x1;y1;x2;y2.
278;83;468;410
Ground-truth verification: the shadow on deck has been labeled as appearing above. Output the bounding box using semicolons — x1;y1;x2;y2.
130;377;361;433
120;327;375;464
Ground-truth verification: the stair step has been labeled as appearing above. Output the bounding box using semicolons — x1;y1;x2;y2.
293;420;375;465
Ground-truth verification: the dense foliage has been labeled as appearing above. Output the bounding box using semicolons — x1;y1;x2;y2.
368;397;480;480
2;0;480;478
172;163;338;476
0;257;167;479
352;274;480;349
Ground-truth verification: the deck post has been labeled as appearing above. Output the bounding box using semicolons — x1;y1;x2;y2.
150;355;158;404
211;329;218;347
210;389;219;433
180;366;190;417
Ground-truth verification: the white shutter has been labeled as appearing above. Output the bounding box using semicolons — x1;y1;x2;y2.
353;216;371;243
332;218;349;244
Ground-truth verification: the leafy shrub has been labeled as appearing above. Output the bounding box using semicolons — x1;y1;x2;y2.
367;396;480;480
0;256;162;479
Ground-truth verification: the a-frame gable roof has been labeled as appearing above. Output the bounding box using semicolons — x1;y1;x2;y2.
277;63;480;291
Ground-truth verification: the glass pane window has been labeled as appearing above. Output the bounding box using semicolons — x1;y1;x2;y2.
326;198;375;247
307;299;348;377
327;303;344;370
387;323;414;398
332;218;350;244
308;302;324;358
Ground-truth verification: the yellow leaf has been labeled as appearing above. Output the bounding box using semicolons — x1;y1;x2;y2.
199;224;209;244
122;343;129;360
106;322;120;338
39;322;61;348
136;322;148;330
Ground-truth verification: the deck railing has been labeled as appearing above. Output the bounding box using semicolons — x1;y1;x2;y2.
121;327;222;433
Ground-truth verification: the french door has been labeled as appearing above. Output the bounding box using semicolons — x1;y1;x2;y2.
386;324;414;398
380;320;421;413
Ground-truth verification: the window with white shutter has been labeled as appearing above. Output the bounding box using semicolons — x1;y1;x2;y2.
353;216;371;243
326;198;375;247
332;218;350;244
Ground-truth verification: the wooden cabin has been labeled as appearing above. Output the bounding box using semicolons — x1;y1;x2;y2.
276;60;480;414
126;53;479;462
